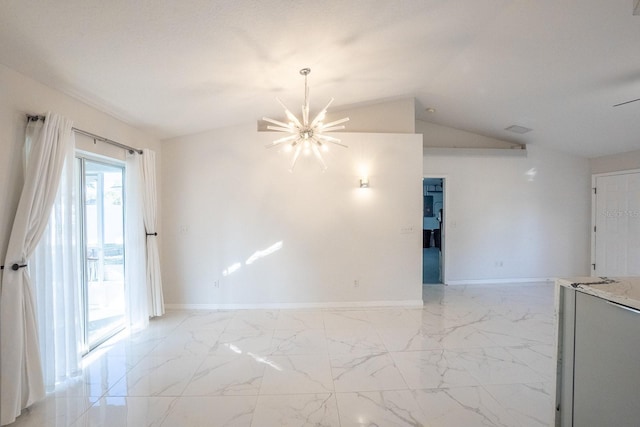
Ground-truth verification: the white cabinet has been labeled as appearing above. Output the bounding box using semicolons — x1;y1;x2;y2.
556;288;640;426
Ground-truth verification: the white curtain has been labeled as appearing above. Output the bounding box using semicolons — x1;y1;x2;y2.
140;149;164;317
31;130;82;391
0;113;74;426
125;152;149;331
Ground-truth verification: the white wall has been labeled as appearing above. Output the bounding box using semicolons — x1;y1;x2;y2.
417;119;522;149
591;149;640;174
161;125;423;307
326;98;416;133
0;63;162;263
424;146;591;284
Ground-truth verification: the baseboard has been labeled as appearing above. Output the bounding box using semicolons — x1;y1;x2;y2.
165;299;424;310
444;277;555;286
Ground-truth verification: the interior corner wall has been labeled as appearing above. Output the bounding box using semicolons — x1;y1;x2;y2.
416;120;519;149
424;145;592;283
0;63;162;263
590;149;640;174
161;125;423;307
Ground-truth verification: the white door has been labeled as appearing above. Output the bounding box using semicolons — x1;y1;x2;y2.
593;172;640;276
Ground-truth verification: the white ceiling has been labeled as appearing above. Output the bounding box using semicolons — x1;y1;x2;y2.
1;0;639;158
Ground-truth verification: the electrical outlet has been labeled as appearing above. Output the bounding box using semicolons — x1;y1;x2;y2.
213;280;220;288
400;226;414;234
354;279;360;288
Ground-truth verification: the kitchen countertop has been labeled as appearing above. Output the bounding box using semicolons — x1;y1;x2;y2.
556;276;640;311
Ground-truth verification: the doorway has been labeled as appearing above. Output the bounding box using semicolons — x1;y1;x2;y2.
77;156;127;353
423;177;445;284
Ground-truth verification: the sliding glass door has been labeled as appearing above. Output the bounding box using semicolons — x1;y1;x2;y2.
78;156;126;352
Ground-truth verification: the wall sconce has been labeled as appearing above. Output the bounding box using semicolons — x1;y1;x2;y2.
359;177;370;188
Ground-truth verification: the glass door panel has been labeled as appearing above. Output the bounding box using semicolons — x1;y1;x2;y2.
82;159;125;349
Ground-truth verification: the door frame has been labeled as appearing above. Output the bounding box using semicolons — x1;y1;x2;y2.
591;169;640;277
76;151;127;354
423;174;449;284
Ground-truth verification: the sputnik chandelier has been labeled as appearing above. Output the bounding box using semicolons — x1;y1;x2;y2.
263;68;349;171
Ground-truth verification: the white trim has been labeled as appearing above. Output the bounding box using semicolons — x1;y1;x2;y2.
591;169;640;178
75;148;126;166
165;299;424;310
445;277;555;286
423;147;527;157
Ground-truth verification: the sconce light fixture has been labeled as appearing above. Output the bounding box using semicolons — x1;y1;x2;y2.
359;177;370;188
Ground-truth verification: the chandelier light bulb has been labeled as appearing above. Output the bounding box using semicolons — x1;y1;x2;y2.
263;68;349;171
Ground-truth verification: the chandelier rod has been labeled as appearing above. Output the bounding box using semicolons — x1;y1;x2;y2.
300;68;310;112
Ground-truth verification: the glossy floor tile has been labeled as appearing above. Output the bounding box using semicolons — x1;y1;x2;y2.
8;282;556;426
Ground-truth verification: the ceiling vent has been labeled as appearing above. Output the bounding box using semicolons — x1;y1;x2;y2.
505;125;532;134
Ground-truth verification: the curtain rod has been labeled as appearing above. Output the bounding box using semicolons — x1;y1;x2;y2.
26;114;143;155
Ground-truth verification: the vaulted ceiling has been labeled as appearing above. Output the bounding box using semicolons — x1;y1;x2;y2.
1;0;639;158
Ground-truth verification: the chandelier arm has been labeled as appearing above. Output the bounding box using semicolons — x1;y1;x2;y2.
289;144;303;172
315;134;340;143
265;134;298;148
285;110;302;128
263;117;292;128
272;134;298;144
310;98;334;128
311;143;327;171
318;125;346;132
319;117;350;129
266;125;294;132
322;140;349;149
276;98;302;128
316;134;347;147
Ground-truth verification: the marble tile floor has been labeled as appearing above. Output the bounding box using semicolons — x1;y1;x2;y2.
9;282;556;426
